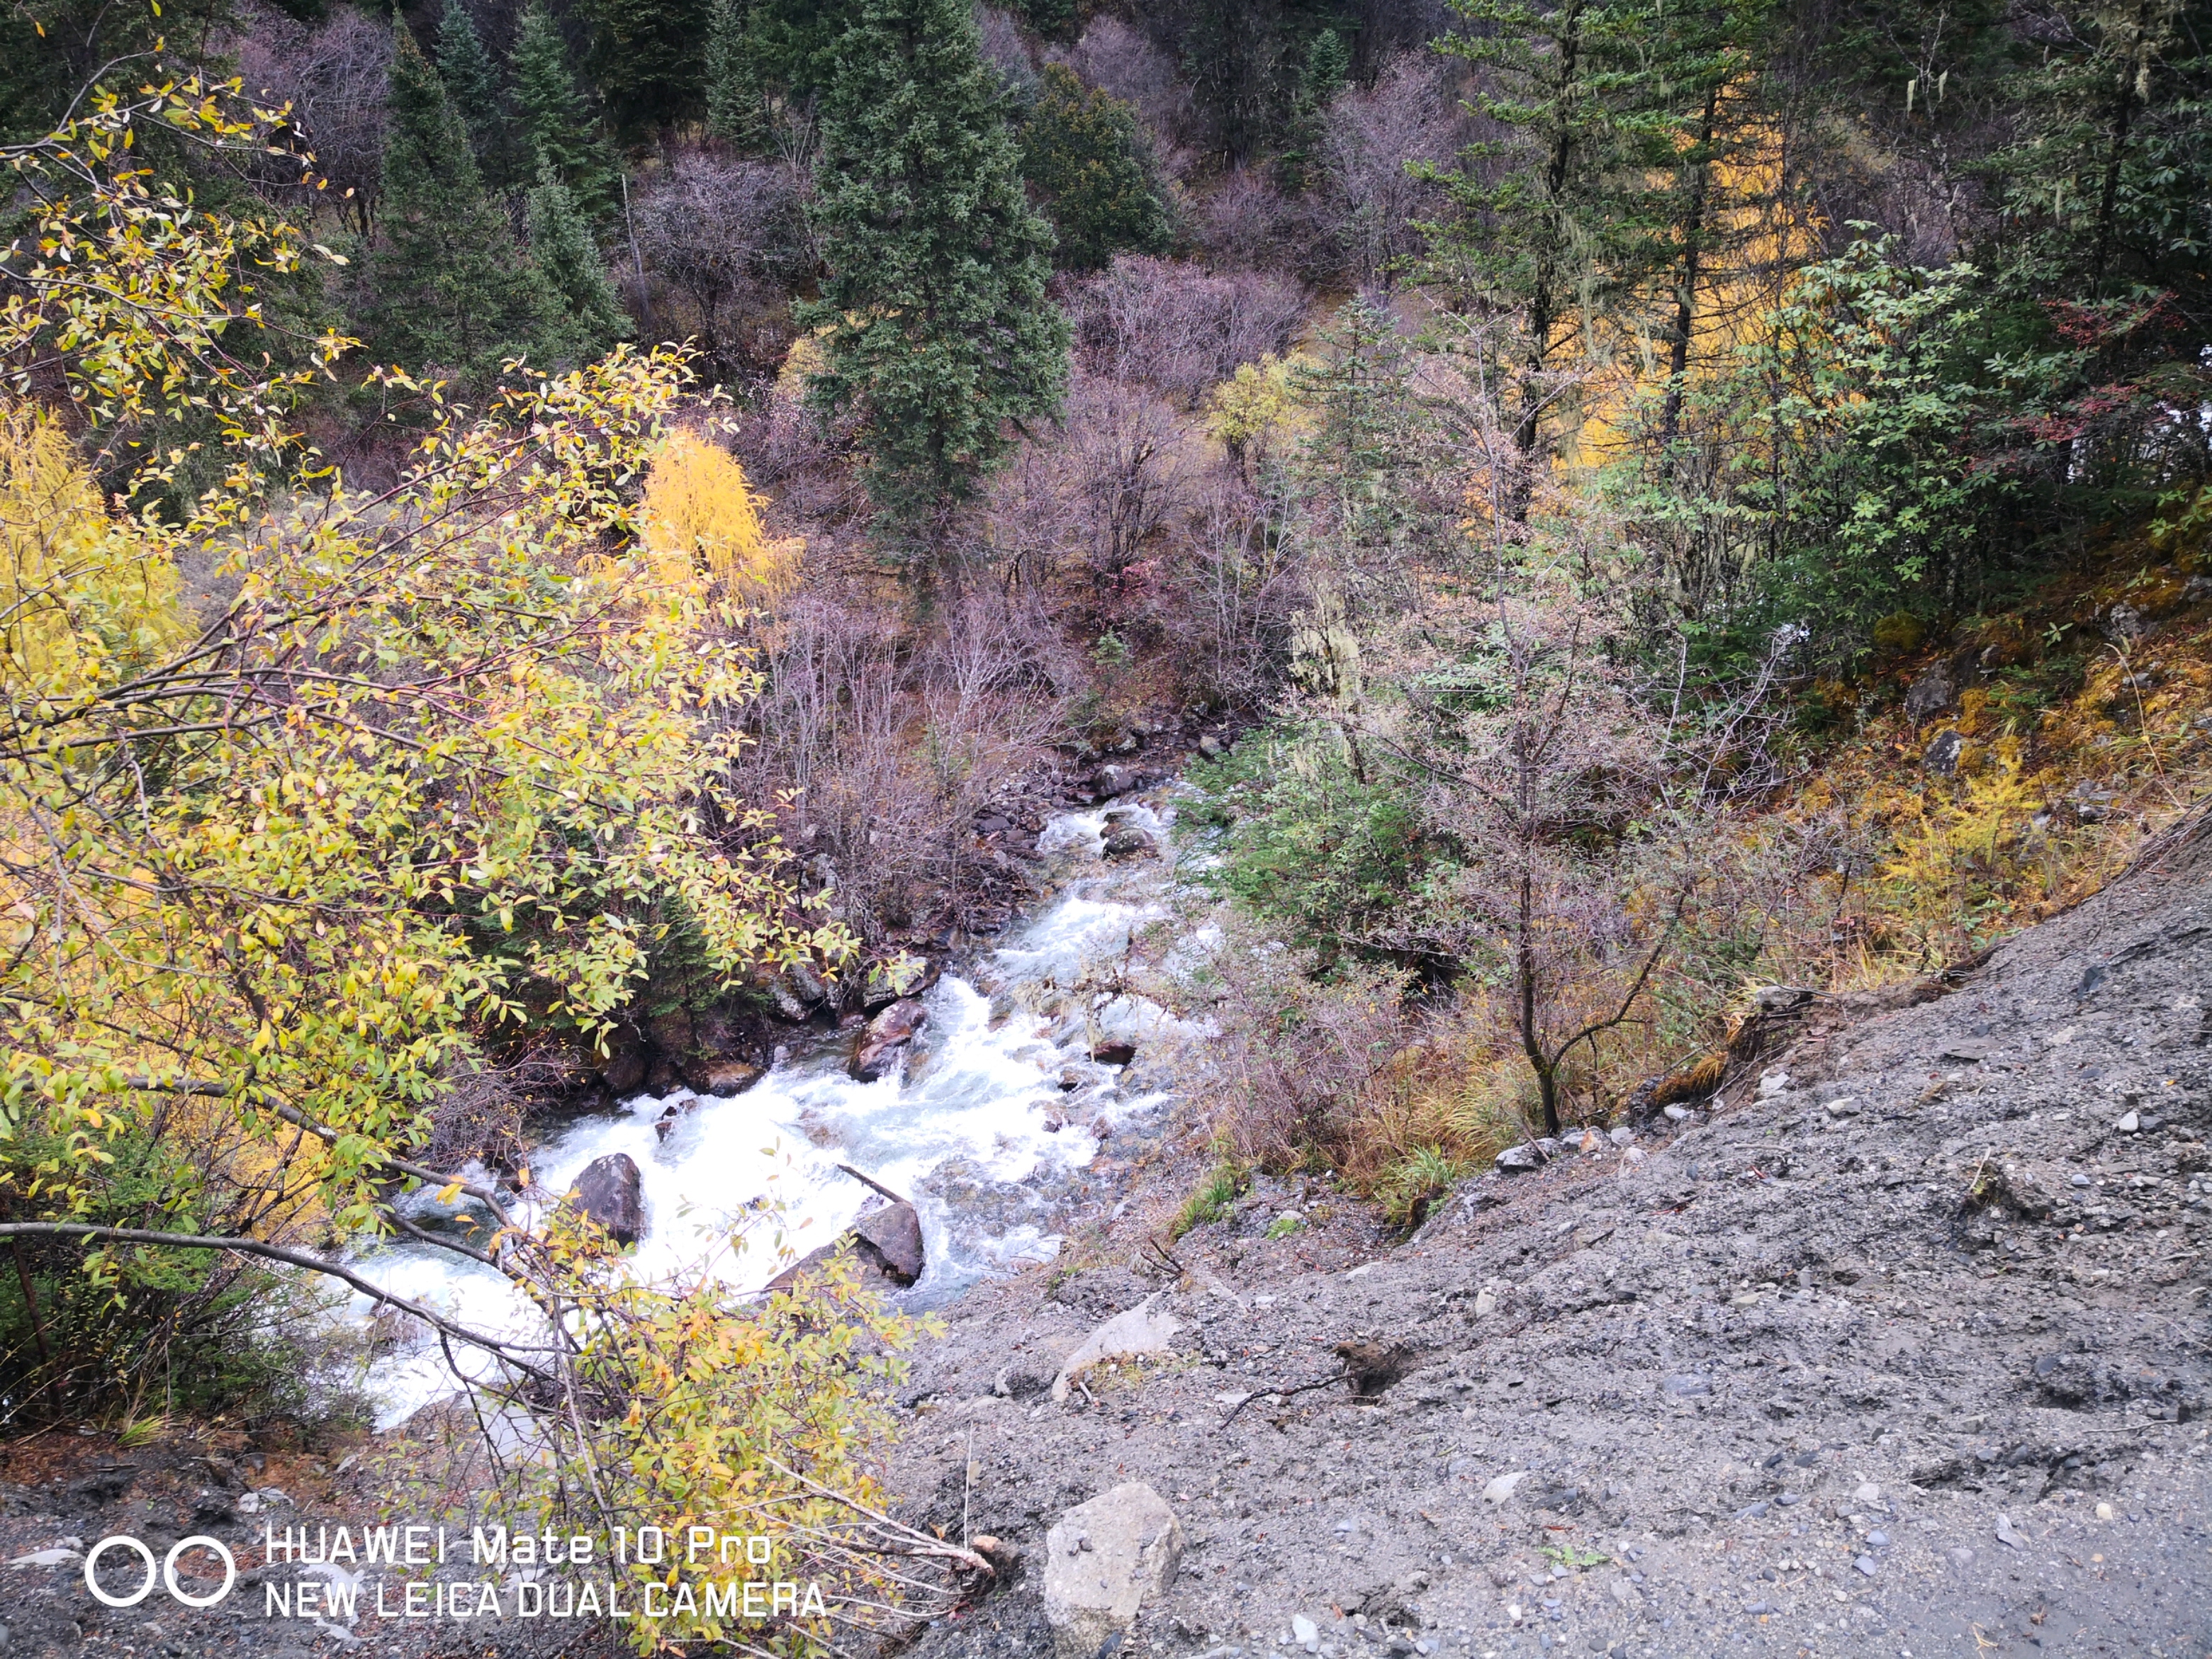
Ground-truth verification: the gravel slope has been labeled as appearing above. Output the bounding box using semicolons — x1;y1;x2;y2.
882;811;2212;1659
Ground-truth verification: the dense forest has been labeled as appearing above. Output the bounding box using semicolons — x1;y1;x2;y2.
1;0;2208;1643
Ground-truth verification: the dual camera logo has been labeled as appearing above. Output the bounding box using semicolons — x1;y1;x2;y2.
83;1534;237;1609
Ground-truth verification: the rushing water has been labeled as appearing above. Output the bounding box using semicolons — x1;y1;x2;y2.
347;799;1191;1427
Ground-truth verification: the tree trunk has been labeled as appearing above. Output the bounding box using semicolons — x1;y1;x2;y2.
1515;868;1561;1136
2090;0;2153;296
1658;81;1722;453
1508;0;1588;525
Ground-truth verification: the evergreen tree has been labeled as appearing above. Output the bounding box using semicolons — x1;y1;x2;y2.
585;0;710;130
367;20;556;381
435;0;522;189
704;0;865;142
526;167;633;363
1433;0;1684;519
797;0;1069;548
1280;25;1354;192
1984;0;2212;312
512;0;618;218
704;0;768;145
1020;64;1172;271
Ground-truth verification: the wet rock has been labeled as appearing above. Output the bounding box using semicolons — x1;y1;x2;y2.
1924;729;1964;777
1042;1483;1184;1659
687;1060;763;1098
790;959;829;1006
1091;1040;1138;1067
852;999;928;1083
1904;665;1956;721
862;955;938;1012
599;1039;647;1097
567;1153;645;1246
849;1201;926;1285
1101;823;1157;859
1051;1292;1184;1402
644;1008;695;1056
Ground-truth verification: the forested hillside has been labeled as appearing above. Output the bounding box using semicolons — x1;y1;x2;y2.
0;0;2207;1646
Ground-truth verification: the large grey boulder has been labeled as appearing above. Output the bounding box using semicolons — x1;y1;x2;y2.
849;1200;926;1284
1043;1483;1184;1658
567;1153;644;1246
765;1198;926;1292
851;999;927;1082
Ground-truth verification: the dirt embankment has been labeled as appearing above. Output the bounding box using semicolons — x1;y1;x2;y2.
882;813;2212;1659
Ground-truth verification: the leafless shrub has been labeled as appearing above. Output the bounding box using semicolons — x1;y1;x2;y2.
1191;166;1315;274
1201;922;1415;1169
975;4;1040;99
1315;54;1462;288
1067;254;1306;405
975;437;1083;593
732;585;1072;944
225;0;391;234
1056;16;1198;155
1152;473;1305;705
633;150;809;381
1059;373;1194;588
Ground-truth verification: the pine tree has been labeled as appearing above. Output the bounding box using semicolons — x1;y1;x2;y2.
585;0;709;130
512;0;618;218
797;0;1069;549
435;0;500;140
1433;0;1684;519
526;167;633;364
704;0;865;142
435;0;523;189
1020;64;1171;271
367;19;556;381
1281;25;1354;193
704;0;766;145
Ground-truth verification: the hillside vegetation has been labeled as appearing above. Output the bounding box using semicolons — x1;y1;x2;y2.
0;0;2206;1646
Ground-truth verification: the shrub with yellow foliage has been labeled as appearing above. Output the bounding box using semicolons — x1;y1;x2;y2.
639;428;799;600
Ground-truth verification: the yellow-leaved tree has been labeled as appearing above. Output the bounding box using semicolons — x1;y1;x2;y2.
0;77;972;1653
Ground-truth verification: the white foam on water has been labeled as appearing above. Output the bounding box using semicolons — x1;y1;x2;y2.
345;807;1184;1427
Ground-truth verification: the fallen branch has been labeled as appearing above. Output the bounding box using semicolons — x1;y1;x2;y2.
1219;1365;1352;1429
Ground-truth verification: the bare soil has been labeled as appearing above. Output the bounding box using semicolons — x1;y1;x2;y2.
878;811;2212;1659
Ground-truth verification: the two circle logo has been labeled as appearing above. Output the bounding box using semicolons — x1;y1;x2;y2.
84;1535;236;1608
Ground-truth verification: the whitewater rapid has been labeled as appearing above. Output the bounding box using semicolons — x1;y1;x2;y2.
344;800;1191;1427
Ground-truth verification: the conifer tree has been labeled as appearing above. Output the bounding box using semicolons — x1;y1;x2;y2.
435;0;500;139
797;0;1069;549
1020;64;1171;271
704;0;864;143
512;0;617;218
526;166;632;362
585;0;709;130
703;0;766;145
1433;0;1683;519
367;20;555;380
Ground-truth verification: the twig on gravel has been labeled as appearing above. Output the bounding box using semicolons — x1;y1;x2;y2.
1219;1366;1352;1428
